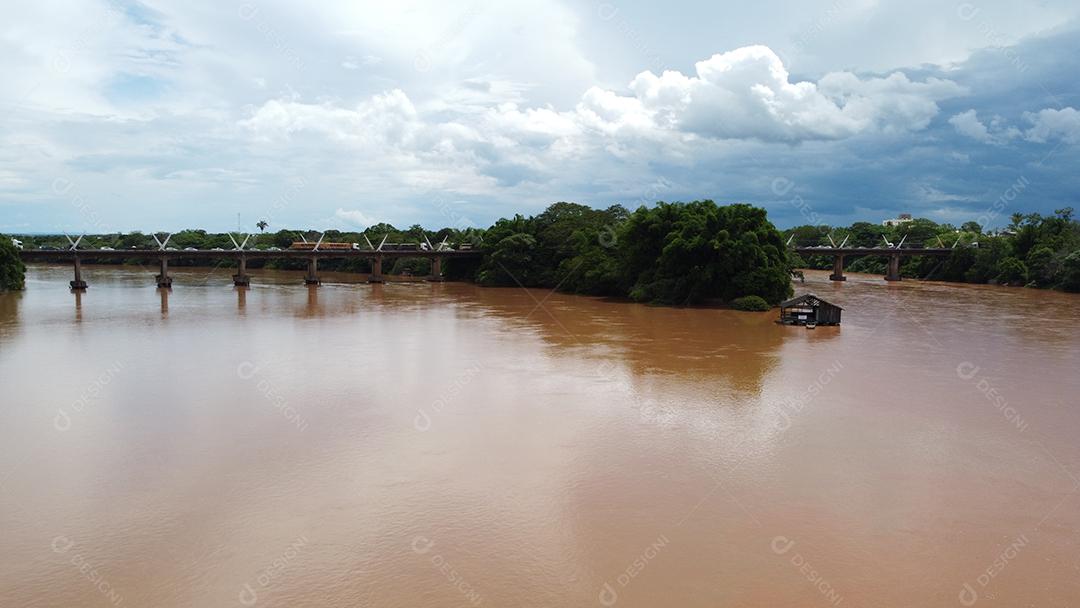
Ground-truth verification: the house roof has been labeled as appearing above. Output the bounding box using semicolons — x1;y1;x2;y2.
779;293;843;310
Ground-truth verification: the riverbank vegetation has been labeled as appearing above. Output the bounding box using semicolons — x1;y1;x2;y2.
16;201;793;306
17;203;1077;299
477;201;791;305
0;235;26;291
785;208;1080;292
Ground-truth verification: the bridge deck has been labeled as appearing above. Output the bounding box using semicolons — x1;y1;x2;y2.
19;249;483;261
793;247;953;256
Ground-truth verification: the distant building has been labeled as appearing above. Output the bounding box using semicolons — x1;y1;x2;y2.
882;213;914;227
778;293;843;326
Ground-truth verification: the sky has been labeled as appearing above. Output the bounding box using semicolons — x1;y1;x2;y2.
1;0;1079;234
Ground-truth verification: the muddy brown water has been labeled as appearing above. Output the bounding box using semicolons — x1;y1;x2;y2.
1;265;1078;607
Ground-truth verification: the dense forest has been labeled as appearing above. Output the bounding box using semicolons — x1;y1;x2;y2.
0;236;25;291
475;201;791;305
7;202;1080;299
785;208;1080;292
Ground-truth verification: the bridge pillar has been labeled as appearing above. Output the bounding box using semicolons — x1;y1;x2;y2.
70;256;87;290
885;254;902;281
829;255;846;281
427;256;444;282
304;256;320;285
368;256;385;283
156;257;173;288
233;255;250;287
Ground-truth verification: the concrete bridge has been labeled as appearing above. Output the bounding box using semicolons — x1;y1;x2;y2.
793;246;954;281
19;248;484;290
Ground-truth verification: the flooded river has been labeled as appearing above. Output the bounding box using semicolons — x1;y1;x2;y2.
1;264;1078;607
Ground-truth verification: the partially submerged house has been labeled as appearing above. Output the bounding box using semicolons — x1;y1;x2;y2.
778;294;842;326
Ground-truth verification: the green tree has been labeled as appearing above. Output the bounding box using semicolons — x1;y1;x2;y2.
1059;251;1080;293
1008;212;1024;232
847;222;884;248
475;214;534;285
256;220;269;232
1025;246;1056;287
0;235;26;291
996;257;1028;285
478;232;539;286
619;201;791;305
900;218;940;246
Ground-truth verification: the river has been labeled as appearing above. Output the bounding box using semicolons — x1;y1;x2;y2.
1;264;1078;607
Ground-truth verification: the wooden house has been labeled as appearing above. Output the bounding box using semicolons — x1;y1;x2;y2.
778;294;842;326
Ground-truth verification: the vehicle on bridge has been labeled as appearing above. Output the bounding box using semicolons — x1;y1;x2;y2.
289;241;360;251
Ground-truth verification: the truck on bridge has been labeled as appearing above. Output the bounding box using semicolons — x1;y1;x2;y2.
288;241;360;251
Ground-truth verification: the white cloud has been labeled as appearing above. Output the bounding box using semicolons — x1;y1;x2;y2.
949;109;1022;144
1024;107;1080;144
624;46;965;141
241;90;420;144
917;184;974;203
949;109;993;142
240;45;965;166
334;208;381;229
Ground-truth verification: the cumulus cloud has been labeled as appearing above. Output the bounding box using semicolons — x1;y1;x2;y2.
949;110;993;142
1024;107;1080;143
334;208;381;229
625;46;965;141
241;90;420;143
241;45;965;157
948;109;1021;144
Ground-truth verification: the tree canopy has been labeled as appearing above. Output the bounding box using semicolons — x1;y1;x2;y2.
476;200;792;305
620;201;791;304
783;207;1080;291
0;235;26;291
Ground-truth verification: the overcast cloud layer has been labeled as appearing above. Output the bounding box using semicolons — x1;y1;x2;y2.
1;0;1079;232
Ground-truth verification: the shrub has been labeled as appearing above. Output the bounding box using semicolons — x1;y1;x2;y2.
996;257;1028;285
731;295;770;311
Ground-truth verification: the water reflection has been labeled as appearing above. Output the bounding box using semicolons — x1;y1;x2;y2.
158;287;169;317
236;286;247;316
463;288;817;394
0;290;22;337
303;284;320;317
